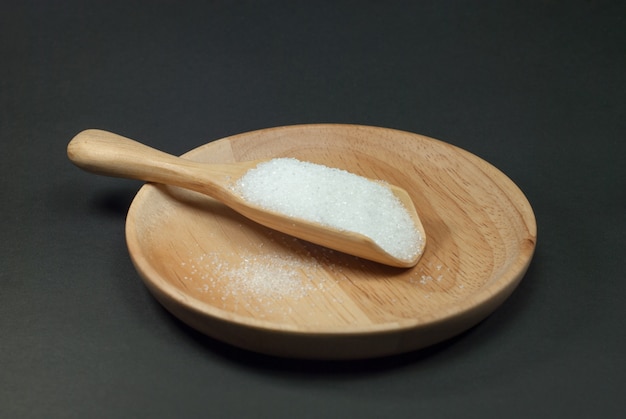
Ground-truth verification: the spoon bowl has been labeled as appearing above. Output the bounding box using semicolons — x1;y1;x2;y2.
67;129;426;267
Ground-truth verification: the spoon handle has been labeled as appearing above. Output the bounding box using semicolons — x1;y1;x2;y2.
66;127;252;206
67;129;204;182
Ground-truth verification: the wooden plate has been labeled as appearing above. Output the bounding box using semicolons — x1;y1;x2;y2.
125;124;536;359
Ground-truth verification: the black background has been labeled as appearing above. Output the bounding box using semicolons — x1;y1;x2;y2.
2;1;625;417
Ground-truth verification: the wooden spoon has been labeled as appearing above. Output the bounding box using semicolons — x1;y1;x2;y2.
67;129;426;267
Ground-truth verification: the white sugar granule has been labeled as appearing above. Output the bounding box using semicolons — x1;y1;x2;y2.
235;158;422;261
189;250;323;299
222;253;318;299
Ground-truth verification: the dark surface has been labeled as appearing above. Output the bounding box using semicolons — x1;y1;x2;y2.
2;1;625;417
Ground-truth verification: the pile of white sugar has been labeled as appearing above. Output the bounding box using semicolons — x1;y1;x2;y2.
235;158;423;261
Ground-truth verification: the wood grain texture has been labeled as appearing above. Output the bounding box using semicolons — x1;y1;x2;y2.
125;124;537;359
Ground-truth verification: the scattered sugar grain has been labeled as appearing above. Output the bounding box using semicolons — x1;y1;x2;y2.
184;250;327;301
235;158;423;261
223;254;315;299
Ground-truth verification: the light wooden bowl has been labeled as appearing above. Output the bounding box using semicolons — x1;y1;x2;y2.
125;124;536;359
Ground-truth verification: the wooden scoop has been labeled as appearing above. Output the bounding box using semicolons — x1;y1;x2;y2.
67;129;426;267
